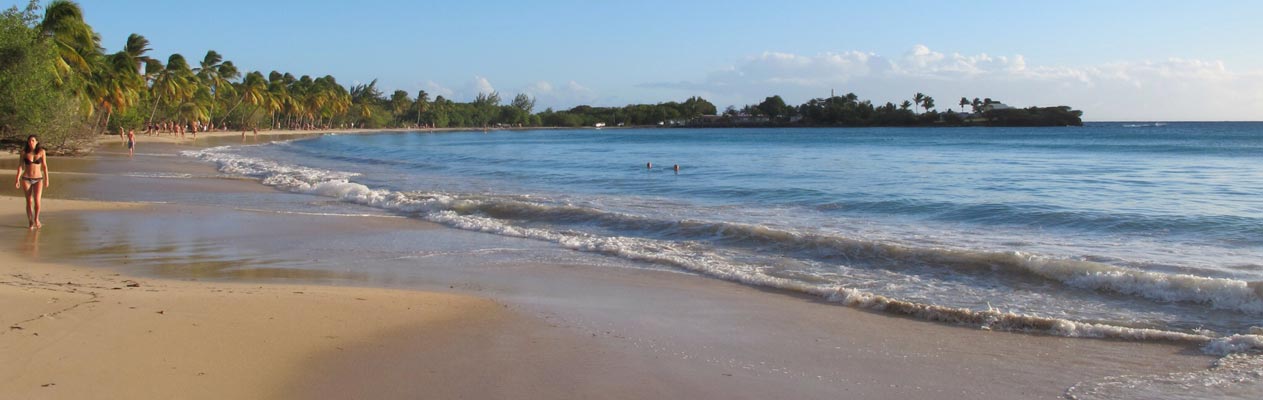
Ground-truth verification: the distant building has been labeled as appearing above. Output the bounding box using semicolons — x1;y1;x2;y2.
685;114;770;127
981;102;1012;112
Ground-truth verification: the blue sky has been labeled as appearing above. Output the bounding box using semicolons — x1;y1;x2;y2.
10;0;1263;120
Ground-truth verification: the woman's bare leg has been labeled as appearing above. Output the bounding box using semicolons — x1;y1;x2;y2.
22;181;34;229
30;182;43;228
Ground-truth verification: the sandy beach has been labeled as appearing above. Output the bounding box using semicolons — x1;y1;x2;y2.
0;131;1228;399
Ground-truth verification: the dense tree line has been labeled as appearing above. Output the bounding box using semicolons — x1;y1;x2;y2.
708;93;1081;127
1;1;1080;152
537;97;716;127
0;1;724;152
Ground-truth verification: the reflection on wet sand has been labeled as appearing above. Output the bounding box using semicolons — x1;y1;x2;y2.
10;207;366;283
22;228;39;259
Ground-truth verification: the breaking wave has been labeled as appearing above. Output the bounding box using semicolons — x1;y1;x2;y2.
183;145;1263;353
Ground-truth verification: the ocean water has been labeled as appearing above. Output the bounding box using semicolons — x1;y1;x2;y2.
184;123;1263;353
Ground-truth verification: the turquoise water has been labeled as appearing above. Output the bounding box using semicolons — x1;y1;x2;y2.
187;122;1263;347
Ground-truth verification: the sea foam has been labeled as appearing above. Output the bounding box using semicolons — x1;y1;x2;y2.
183;145;1263;353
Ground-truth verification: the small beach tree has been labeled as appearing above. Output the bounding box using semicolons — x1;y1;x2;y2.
414;90;428;127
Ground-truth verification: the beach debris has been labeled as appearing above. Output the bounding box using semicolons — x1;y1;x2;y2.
9;325;22;330
41;383;55;388
123;280;141;288
156;310;165;315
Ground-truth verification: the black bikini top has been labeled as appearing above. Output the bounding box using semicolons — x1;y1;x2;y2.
23;154;43;165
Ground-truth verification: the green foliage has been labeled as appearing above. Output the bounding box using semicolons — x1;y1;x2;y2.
757;95;789;121
682;96;716;116
2;0;1088;151
0;2;88;152
984;106;1083;126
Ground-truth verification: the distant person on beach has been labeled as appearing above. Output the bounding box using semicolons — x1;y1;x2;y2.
647;162;652;169
673;164;680;174
14;135;49;230
126;129;136;157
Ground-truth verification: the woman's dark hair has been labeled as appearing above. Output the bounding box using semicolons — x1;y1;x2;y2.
21;135;41;154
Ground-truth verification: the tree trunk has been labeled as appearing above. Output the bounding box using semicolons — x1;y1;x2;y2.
147;92;163;126
102;109;113;136
220;95;246;128
209;88;218;124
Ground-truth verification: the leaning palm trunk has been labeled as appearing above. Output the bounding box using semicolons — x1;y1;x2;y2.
219;96;246;128
147;92;163;126
101;109;113;136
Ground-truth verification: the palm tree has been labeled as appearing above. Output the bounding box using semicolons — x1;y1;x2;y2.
349;79;381;126
971;98;983;113
320;76;351;127
390;90;411;125
38;0;98;91
230;71;268;128
176;85;212;128
415;90;429;127
959;97;969;113
87;47;146;134
301;76;331;128
913;92;925;114
147;54;196;125
194;50;239;126
120;34;156;74
922;96;935;112
265;72;293;129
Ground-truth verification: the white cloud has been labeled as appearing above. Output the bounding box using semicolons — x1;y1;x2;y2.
419;80;454;99
641;45;1263;121
469;75;496;98
518;80;597;110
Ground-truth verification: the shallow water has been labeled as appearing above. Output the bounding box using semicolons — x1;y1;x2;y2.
182;123;1263;346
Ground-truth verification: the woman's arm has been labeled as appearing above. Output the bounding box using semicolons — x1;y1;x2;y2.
14;155;23;189
40;150;49;188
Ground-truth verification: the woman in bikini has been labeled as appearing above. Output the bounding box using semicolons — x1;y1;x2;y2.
14;135;49;229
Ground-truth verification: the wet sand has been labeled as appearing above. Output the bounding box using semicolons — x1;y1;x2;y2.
0;131;1226;399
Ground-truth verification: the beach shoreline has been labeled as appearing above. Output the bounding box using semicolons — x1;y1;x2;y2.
1;130;1235;399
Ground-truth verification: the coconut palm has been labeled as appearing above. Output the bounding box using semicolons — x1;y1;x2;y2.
349;79;381;124
913;92;925;114
415;90;429;126
317;76;351;127
228;71;268;128
38;0;98;90
265;73;291;128
390;90;411;125
185;86;213;124
147;54;195;125
87;48;145;134
121;34;154;74
959;97;969;113
194;50;239;125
